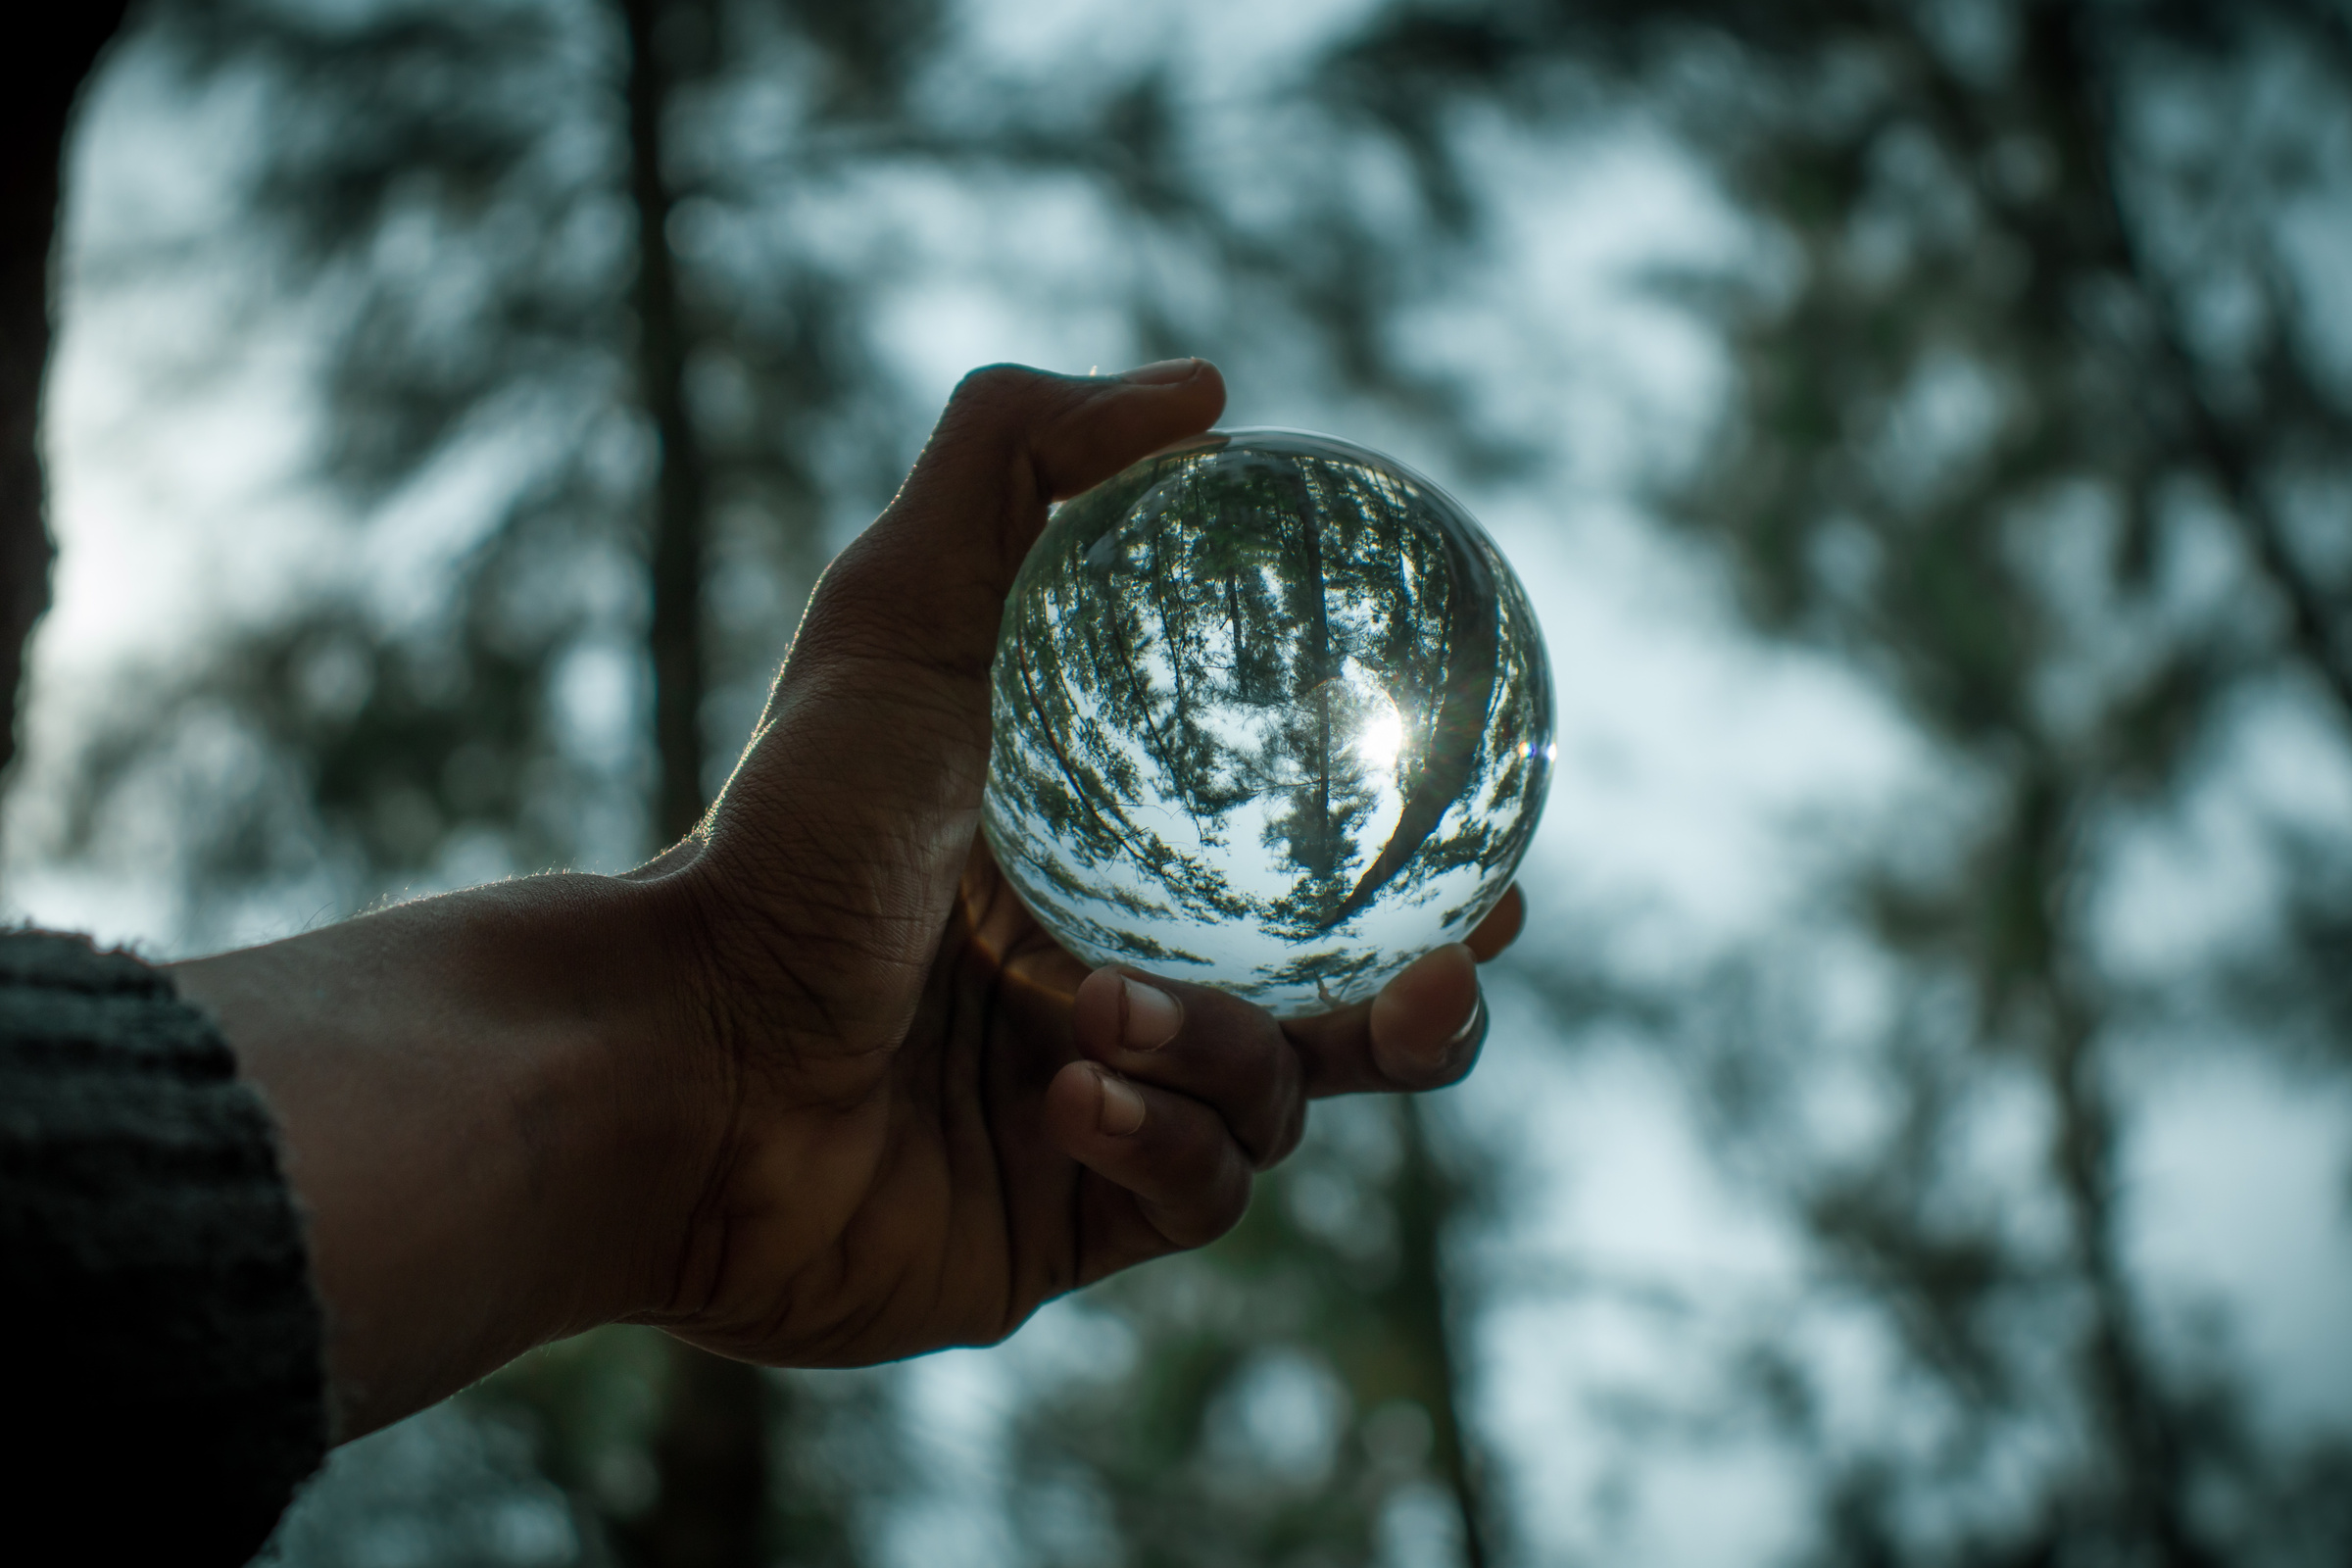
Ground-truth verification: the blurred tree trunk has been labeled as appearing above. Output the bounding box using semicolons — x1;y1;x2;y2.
616;1338;772;1568
618;1;768;1564
0;3;130;800
1394;1099;1493;1568
626;0;711;849
2026;14;2281;1559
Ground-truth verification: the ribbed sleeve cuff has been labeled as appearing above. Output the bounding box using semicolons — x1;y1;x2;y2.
0;930;327;1564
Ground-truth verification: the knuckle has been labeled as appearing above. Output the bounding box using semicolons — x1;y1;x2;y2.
1256;1099;1309;1170
947;362;1046;416
1165;1167;1251;1249
1205;1166;1254;1239
790;583;895;662
1142;1122;1255;1250
1236;1065;1303;1168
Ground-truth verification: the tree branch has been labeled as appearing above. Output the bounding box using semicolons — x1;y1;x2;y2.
2066;6;2352;734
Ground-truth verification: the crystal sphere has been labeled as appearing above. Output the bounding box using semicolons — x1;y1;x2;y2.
983;428;1553;1017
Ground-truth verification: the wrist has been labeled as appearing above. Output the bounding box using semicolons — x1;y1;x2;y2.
174;866;730;1435
559;861;740;1326
473;866;735;1330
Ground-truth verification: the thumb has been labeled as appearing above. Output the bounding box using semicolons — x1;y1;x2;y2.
697;361;1224;1022
803;359;1224;691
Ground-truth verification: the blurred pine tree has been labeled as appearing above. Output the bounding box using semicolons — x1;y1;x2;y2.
1311;1;2352;1560
34;0;2352;1563
88;0;929;1560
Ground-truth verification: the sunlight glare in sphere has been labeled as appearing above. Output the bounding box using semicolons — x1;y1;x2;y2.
983;428;1553;1016
1353;693;1407;773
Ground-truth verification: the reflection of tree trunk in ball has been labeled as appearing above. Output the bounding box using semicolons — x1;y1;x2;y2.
1016;632;1152;867
1106;592;1188;821
1323;511;1497;930
1296;477;1337;884
1126;514;1206;833
1226;571;1246;689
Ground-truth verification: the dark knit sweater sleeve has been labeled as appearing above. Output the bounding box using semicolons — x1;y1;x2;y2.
0;930;327;1564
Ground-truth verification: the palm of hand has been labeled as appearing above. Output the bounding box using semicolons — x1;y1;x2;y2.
660;840;1227;1367
662;831;1510;1370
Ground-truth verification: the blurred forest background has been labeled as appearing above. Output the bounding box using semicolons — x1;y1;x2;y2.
9;0;2352;1564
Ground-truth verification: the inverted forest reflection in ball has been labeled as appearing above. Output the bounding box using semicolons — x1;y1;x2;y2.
983;428;1553;1017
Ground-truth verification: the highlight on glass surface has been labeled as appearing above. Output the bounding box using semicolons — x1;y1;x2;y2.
983;428;1554;1016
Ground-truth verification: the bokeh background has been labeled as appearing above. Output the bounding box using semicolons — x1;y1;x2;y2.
9;1;2352;1564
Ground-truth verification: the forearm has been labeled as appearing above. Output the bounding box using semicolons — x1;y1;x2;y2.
170;869;720;1438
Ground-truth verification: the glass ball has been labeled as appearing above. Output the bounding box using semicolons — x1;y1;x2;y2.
983;428;1553;1017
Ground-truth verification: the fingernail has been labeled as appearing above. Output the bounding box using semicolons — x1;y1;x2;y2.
1432;994;1486;1063
1119;357;1199;385
1121;976;1184;1052
1097;1068;1147;1136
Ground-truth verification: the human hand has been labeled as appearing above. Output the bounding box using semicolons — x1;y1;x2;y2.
642;361;1524;1364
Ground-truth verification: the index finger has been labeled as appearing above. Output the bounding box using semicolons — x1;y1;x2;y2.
1284;884;1524;1099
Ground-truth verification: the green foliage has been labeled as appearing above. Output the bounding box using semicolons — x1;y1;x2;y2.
42;0;2352;1563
